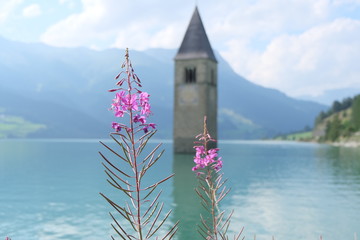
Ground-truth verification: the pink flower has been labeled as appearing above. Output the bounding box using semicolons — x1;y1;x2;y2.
143;127;149;133
195;146;205;156
194;156;203;167
114;91;126;104
123;94;138;111
111;91;127;117
108;56;155;133
141;102;152;116
207;148;219;159
111;122;121;132
143;123;156;133
133;114;146;124
139;92;150;105
214;159;223;171
114;107;125;118
192;146;222;171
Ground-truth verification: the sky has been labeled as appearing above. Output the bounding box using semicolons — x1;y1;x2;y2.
0;0;360;104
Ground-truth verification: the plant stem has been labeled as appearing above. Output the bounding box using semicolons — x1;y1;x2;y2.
203;120;218;240
126;48;143;240
103;48;176;240
210;173;218;239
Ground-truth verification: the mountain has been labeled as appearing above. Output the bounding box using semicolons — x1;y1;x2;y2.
0;36;327;139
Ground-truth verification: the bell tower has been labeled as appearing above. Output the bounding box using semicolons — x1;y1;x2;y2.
173;7;218;153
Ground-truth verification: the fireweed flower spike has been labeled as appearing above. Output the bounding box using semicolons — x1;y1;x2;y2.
192;116;244;240
99;49;178;240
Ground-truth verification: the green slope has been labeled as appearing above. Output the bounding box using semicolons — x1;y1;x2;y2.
0;112;46;138
313;94;360;143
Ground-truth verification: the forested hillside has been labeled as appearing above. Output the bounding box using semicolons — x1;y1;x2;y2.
313;94;360;142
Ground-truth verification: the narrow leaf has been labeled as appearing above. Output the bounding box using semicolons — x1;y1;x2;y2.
143;174;174;191
102;163;132;187
109;212;131;240
143;202;159;226
141;143;162;165
99;151;132;178
111;223;127;240
234;227;244;240
142;190;162;218
145;203;164;239
147;209;173;239
100;141;128;163
161;220;179;240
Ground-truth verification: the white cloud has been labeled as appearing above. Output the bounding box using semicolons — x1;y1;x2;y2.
333;0;360;5
40;0;188;49
0;0;23;23
209;0;331;44
41;0;335;50
22;4;42;18
111;23;182;50
59;0;76;9
41;0;106;47
222;18;360;98
39;0;360;101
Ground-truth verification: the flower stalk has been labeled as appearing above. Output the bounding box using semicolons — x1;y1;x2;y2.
192;116;243;240
100;49;178;240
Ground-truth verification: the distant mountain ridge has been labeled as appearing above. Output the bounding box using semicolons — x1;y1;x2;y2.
0;36;327;139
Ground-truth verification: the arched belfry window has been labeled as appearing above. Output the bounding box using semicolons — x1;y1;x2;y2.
185;67;196;83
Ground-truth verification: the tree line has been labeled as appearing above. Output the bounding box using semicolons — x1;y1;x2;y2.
316;94;360;141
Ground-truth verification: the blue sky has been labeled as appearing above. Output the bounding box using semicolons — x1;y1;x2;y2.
1;0;360;103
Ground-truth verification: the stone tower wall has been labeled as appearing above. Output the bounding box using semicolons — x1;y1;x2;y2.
174;58;217;153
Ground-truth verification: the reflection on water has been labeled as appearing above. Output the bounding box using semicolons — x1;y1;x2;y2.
219;141;360;240
0;140;360;240
316;146;360;179
172;154;206;240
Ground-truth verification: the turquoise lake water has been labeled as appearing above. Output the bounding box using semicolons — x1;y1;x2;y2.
0;139;359;240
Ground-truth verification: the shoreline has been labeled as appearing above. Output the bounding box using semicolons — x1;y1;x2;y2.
331;141;360;148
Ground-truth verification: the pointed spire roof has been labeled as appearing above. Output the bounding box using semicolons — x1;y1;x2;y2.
175;7;217;62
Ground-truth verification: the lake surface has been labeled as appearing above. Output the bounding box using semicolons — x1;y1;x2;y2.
0;139;359;240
